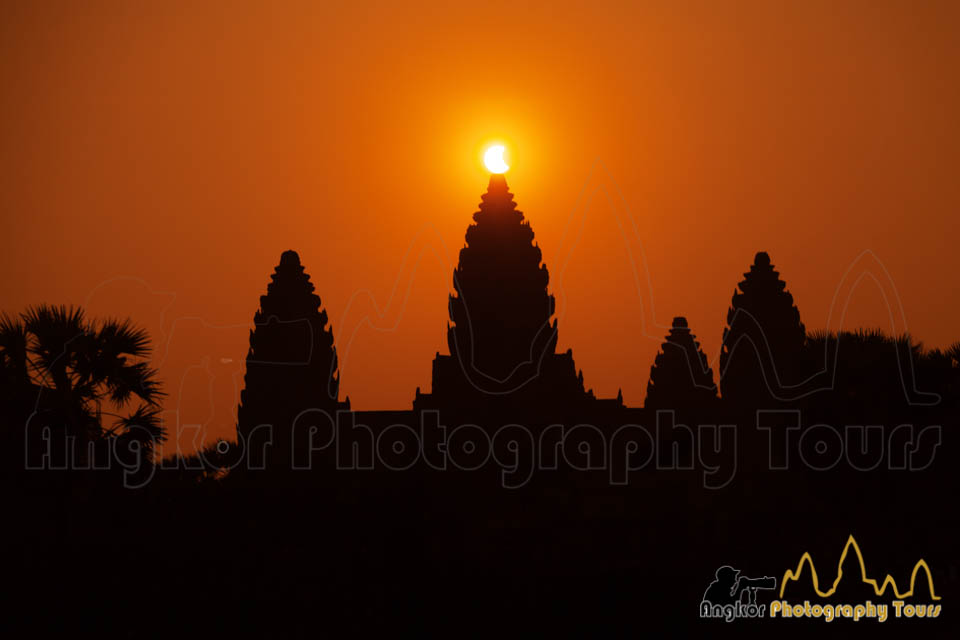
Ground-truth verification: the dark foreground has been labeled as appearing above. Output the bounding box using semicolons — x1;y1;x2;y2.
4;438;957;639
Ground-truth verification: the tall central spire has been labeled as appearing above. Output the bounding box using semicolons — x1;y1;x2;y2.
472;174;525;228
447;175;557;384
478;174;514;215
415;175;607;416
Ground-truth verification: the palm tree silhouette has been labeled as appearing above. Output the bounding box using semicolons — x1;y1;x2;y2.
0;304;165;461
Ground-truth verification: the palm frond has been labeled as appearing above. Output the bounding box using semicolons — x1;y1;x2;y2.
0;313;29;380
22;304;86;338
95;317;152;359
107;361;164;406
21;304;88;387
113;403;166;445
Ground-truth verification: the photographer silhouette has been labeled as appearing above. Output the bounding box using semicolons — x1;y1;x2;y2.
702;566;777;606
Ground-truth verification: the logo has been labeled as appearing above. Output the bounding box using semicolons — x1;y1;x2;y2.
772;534;941;622
700;566;777;621
701;535;942;623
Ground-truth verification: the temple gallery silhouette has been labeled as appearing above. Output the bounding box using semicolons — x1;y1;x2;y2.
4;175;957;473
1;175;957;636
216;175;955;472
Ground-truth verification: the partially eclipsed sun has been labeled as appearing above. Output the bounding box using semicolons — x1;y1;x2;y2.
483;145;509;174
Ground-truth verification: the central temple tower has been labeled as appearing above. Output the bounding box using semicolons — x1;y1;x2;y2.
415;175;608;417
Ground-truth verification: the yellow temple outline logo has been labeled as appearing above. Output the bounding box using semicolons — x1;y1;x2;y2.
780;534;940;600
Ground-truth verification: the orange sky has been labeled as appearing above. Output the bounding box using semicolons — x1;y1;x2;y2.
2;1;958;453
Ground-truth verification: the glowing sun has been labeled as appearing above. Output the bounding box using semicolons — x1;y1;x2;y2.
483;144;509;174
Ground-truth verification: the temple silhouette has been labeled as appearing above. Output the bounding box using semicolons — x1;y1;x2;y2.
645;316;717;411
226;175;956;452
413;174;618;419
237;249;349;464
2;172;957;638
720;251;806;405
